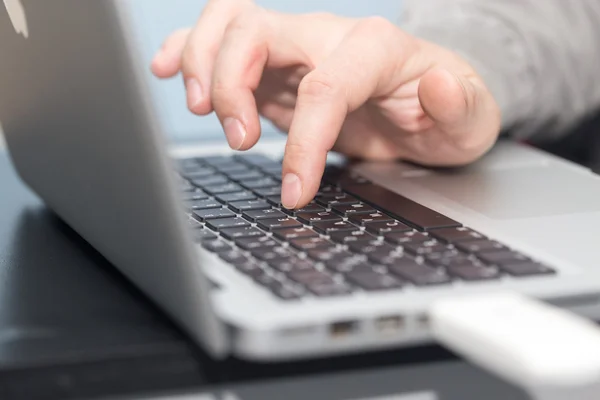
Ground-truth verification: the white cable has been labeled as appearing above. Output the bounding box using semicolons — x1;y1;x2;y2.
428;292;600;400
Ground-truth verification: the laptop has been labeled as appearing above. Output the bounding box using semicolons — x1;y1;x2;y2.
3;0;600;362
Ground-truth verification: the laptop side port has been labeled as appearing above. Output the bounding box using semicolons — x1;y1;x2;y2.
375;315;405;335
416;313;430;330
329;320;359;338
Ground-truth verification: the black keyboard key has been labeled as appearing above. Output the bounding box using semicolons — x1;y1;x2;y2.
308;282;352;297
234;153;276;166
257;217;302;231
367;250;405;266
192;208;234;222
241;177;279;190
500;262;556;277
261;165;283;177
253;273;284;290
215;191;256;204
364;220;411;236
236;236;279;251
323;165;370;187
318;184;342;194
385;231;430;245
290;237;335;251
343;183;461;231
219;250;248;265
266;195;282;207
253;186;282;197
244;209;288;222
192;228;218;242
269;258;315;273
456;240;506;254
181;167;215;179
190;175;228;187
331;203;377;216
346;271;403;291
288;270;334;286
478;250;530;266
447;263;501;281
425;251;471;267
272;286;303;300
202;240;232;253
228;199;271;213
348;212;393;226
348;240;396;256
177;158;201;171
327;257;374;274
185;199;222;210
252;247;293;262
388;259;452;286
284;202;327;216
235;261;265;278
182;190;210;201
227;170;265;181
403;241;453;256
203;183;244;195
312;220;358;234
307;248;353;262
429;227;485;243
220;226;265;240
315;193;360;207
257;161;282;170
273;227;319;240
206;217;250;231
216;162;248;174
329;230;375;244
339;171;370;185
186;217;203;228
197;155;233;166
180;181;196;192
296;211;342;225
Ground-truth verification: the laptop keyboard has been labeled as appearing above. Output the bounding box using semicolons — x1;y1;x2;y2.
177;154;556;301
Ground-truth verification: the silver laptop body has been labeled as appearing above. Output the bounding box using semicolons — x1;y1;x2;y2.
2;0;600;361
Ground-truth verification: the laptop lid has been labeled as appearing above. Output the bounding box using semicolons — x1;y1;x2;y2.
0;0;228;357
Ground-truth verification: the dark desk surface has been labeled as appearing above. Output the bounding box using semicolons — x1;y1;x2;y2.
0;150;529;400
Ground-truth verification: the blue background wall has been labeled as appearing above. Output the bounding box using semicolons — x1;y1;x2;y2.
126;0;402;141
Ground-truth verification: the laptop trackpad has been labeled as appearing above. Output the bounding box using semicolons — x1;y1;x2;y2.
411;166;600;219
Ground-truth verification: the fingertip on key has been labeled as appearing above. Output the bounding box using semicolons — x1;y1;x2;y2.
281;173;302;209
223;118;247;150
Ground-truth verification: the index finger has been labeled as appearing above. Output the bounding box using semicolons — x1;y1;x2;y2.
281;17;404;209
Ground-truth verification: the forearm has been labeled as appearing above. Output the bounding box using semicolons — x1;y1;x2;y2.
399;0;600;143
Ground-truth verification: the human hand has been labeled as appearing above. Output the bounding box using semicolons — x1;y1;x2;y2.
151;0;501;209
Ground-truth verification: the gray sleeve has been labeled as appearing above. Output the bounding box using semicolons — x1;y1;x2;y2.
398;0;600;143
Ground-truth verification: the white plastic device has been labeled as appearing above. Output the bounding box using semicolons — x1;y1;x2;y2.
429;292;600;400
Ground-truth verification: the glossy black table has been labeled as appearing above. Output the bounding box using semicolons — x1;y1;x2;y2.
0;150;529;400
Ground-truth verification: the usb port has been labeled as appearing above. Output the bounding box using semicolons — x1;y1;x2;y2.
416;313;430;330
375;315;405;335
329;320;359;338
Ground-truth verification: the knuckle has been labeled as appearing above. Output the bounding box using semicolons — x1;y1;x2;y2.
210;80;231;102
225;9;264;34
357;16;396;36
298;72;341;101
181;43;200;75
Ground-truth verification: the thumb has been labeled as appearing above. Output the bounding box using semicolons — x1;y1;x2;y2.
418;67;500;152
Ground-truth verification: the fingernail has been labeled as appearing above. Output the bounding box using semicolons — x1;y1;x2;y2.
186;78;203;108
281;173;302;209
223;118;247;150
